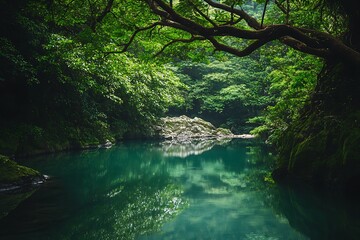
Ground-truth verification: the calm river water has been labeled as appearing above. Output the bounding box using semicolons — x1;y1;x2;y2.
0;139;359;239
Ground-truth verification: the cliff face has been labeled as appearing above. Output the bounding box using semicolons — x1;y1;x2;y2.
274;62;360;190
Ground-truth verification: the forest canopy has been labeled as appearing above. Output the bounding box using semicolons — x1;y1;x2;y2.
69;0;358;64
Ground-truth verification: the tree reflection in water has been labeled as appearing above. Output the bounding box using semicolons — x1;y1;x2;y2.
1;140;358;240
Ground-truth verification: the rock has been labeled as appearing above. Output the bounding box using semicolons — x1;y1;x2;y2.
157;115;234;141
0;155;45;192
156;115;256;142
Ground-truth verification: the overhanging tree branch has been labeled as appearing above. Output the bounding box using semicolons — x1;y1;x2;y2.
280;37;330;58
207;37;271;57
140;0;360;65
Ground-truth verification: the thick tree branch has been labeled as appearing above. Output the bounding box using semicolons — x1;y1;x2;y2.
295;27;360;65
151;0;323;46
207;37;271;57
280;37;330;58
151;0;213;34
149;1;325;55
143;0;360;65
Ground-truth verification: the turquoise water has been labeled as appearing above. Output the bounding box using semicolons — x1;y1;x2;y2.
0;139;359;239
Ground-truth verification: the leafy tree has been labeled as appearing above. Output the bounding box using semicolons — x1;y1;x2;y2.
169;54;272;133
0;0;185;155
249;46;322;143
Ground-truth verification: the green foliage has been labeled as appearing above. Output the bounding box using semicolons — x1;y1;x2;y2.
250;46;323;143
263;0;347;36
170;42;322;138
0;0;185;155
169;54;271;133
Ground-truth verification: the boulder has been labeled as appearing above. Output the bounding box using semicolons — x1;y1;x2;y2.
157;115;234;140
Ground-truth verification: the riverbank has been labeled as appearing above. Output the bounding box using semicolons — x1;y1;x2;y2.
0;115;253;190
0;155;45;192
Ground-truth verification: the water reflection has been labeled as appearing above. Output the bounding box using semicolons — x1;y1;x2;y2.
268;184;360;240
160;138;232;158
0;140;358;240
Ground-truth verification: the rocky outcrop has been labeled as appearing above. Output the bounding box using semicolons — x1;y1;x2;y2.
0;155;45;192
157;115;254;141
157;115;233;140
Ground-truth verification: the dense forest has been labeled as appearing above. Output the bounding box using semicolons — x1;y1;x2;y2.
1;0;359;189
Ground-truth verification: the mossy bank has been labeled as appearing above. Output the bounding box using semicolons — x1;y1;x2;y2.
0;155;44;191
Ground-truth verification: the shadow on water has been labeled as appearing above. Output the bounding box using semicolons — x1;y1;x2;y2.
0;139;359;239
0;180;72;237
268;183;360;240
0;190;36;220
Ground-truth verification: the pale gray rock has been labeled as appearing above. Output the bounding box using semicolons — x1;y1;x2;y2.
157;115;235;140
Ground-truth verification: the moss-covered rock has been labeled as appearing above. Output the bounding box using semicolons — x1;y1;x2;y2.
0;155;43;190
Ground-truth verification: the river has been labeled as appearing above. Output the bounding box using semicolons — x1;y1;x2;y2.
0;139;359;239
